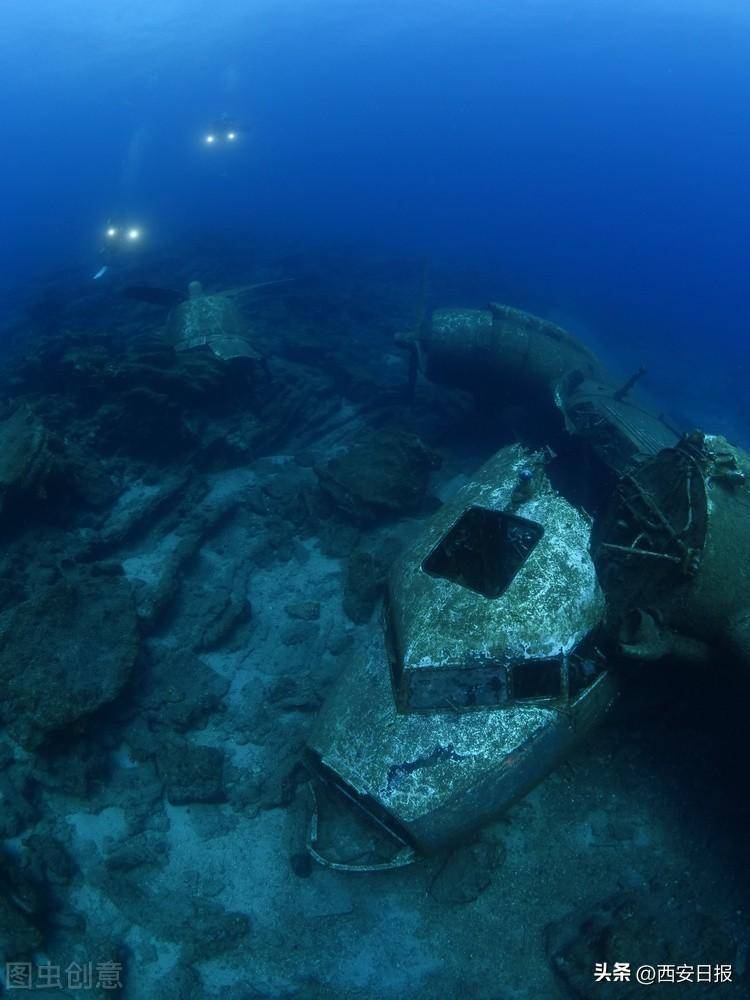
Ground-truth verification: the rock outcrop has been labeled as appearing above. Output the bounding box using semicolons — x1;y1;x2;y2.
0;577;139;749
316;426;441;523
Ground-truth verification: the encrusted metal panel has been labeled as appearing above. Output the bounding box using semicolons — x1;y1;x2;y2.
387;445;604;712
421;308;496;390
208;336;262;362
556;377;681;476
169;294;257;360
308;634;616;852
430;308;494;348
178;333;211;351
424;304;603;393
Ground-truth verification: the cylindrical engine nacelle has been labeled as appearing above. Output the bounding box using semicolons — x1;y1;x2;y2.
421;303;604;397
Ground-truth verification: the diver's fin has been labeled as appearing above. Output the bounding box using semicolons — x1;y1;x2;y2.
93;265;108;280
122;286;188;308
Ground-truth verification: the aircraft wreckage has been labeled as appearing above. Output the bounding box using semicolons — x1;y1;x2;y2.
305;302;750;868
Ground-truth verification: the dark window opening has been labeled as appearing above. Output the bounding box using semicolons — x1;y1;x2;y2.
512;659;563;700
422;506;544;599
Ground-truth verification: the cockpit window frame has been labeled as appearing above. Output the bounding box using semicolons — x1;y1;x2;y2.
421;504;544;599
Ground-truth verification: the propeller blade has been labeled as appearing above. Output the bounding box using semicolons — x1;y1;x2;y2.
221;277;295;298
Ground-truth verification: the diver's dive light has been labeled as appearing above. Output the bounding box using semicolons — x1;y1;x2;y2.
102;222;144;249
203;121;239;146
95;220;144;280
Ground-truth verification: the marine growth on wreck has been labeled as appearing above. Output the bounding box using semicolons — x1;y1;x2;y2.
0;2;748;997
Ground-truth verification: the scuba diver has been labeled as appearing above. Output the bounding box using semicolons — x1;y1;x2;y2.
203;113;241;146
93;220;144;280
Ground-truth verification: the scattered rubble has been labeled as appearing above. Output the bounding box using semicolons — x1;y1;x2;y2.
0;259;745;996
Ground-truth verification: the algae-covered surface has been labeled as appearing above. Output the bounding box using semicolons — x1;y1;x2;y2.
0;252;747;999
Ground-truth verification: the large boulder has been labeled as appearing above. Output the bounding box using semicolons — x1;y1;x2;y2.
315;426;441;523
0;578;139;749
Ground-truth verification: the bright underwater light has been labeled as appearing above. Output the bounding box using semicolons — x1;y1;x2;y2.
127;228;141;240
205;134;216;144
227;131;237;140
106;227;118;238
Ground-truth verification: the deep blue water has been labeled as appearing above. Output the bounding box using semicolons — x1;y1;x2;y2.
1;0;749;435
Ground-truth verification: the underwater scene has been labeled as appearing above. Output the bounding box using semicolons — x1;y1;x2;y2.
0;1;749;997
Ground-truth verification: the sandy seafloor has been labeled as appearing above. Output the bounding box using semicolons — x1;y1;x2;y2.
0;249;748;999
